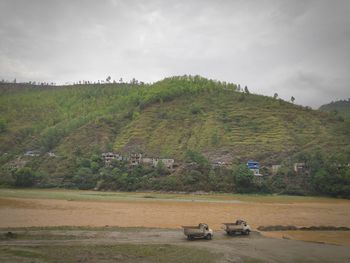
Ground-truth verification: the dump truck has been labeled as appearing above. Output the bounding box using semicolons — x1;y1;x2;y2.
222;219;251;235
182;223;213;240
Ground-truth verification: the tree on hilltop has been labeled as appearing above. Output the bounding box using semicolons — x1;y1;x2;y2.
244;86;250;94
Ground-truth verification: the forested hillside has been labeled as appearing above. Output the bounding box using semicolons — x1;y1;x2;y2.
319;99;350;122
1;76;349;197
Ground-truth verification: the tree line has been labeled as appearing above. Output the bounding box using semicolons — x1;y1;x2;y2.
4;149;349;198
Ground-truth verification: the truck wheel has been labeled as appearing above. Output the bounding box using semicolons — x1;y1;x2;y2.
244;230;250;235
206;234;212;240
187;236;194;241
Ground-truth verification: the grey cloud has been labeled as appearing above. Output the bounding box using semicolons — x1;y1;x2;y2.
266;70;349;107
0;0;349;107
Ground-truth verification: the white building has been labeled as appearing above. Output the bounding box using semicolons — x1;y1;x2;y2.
102;152;123;166
271;165;281;175
24;150;40;157
153;158;174;169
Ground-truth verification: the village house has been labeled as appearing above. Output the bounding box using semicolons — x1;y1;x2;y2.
271;164;281;175
7;157;27;170
142;157;153;166
247;160;262;176
211;161;232;167
101;152;123;166
101;152;175;170
24;150;40;157
129;153;143;166
153;158;175;169
294;162;306;174
47;152;57;157
128;153;175;169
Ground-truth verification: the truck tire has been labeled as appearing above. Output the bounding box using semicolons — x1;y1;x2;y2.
187;236;194;241
206;234;212;240
244;230;250;235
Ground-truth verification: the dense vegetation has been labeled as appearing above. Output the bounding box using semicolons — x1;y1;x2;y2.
0;76;349;197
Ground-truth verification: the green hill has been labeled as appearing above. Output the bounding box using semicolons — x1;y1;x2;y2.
1;76;349;196
319;99;350;122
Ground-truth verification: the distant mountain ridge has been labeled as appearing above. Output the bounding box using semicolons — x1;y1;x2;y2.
319;99;350;121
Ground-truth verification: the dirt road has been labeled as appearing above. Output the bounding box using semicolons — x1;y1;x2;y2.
1;228;349;263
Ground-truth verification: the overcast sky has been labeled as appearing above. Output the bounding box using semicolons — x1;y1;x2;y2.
1;0;349;107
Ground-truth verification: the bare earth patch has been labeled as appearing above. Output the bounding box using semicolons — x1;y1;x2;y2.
1;196;350;231
1;190;350;262
261;231;350;246
1;189;350;248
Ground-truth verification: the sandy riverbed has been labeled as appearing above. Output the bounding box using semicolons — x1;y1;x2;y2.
1;196;349;230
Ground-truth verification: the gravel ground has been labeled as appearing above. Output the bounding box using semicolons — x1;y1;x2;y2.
0;228;349;263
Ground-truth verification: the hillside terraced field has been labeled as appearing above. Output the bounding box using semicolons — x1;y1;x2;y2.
1;77;349;172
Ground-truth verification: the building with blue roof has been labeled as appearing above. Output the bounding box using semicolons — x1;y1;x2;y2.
246;160;262;176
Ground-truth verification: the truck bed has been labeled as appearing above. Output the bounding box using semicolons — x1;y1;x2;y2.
182;225;207;236
182;226;201;229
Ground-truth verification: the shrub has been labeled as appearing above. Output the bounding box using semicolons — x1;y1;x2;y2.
0;119;6;133
0;170;15;186
190;105;202;115
161;176;181;191
156;160;169;176
185;150;209;166
73;167;98;189
232;164;255;193
211;132;220;146
13;168;37;187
